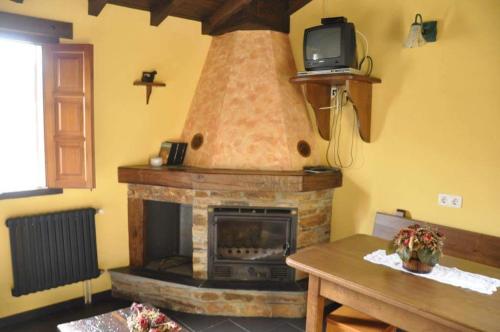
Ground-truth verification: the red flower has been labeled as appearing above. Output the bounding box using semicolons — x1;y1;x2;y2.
423;233;432;243
139;316;149;329
154;313;166;325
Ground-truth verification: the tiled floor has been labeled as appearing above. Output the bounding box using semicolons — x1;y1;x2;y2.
0;296;335;332
169;310;306;331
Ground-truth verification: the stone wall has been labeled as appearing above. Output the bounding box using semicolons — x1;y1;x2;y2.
127;184;334;280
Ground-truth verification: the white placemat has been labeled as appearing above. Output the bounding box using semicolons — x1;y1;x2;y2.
364;249;500;295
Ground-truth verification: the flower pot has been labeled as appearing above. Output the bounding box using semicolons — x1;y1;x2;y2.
402;252;433;274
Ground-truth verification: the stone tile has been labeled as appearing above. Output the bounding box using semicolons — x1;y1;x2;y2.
283;318;306;331
267;322;304;332
230;317;286;332
171;312;228;332
200;319;248;332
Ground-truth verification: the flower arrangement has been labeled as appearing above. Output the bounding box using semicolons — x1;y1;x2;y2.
127;303;181;332
391;224;445;273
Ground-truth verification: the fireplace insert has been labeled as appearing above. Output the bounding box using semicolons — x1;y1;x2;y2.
208;206;297;282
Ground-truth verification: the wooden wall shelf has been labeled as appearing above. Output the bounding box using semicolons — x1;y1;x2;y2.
290;74;381;143
133;80;166;104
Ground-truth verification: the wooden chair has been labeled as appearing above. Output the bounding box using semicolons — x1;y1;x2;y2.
326;210;500;332
326;305;396;332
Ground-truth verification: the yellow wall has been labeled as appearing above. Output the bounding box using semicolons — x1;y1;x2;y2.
290;0;500;239
0;0;210;318
1;0;499;319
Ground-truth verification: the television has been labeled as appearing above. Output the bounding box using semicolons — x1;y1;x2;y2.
303;17;357;71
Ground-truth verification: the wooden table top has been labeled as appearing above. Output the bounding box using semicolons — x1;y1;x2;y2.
286;234;500;332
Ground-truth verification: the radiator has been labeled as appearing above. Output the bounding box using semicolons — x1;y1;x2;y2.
6;208;100;297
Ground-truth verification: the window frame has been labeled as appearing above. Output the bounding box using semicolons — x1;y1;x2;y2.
0;13;94;200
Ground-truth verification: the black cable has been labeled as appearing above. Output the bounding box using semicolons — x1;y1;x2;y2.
358;55;373;76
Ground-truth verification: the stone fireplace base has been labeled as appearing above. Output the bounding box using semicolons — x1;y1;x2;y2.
115;166;342;317
110;268;307;317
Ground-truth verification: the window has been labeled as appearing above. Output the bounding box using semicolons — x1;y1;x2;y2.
0;38;46;194
0;37;95;198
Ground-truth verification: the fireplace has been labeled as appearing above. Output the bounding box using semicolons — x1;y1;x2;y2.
114;169;341;317
113;29;344;316
208;206;297;282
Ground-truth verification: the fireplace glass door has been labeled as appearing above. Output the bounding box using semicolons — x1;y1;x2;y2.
216;217;289;262
208;207;297;281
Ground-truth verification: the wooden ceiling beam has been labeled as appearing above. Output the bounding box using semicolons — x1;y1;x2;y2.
202;0;252;35
88;0;108;16
150;0;186;27
288;0;312;14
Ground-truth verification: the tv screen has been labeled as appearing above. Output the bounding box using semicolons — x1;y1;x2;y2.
305;27;342;61
303;19;357;71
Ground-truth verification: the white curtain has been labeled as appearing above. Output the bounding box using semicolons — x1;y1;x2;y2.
0;38;45;194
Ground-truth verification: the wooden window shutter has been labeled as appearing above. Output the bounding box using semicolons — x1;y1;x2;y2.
43;44;95;188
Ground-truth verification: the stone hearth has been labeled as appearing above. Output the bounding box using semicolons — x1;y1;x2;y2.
110;269;308;317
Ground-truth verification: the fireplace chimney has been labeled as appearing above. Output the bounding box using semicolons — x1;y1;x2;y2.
181;30;319;171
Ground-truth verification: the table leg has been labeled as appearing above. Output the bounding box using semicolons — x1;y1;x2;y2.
306;275;325;332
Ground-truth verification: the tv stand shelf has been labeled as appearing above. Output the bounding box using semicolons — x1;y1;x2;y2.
290;74;381;143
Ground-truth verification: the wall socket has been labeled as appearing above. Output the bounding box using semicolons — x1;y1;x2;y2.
438;193;463;208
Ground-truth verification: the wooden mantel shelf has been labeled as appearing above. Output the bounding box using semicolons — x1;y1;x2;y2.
118;165;342;192
290;74;381;143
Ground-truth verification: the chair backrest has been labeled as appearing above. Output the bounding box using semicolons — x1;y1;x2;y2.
373;212;500;268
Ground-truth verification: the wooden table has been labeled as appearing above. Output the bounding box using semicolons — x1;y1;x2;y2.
286;234;500;332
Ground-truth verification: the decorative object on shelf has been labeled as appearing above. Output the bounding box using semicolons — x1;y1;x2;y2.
149;156;163;167
159;141;187;166
134;71;165;104
127;302;181;332
390;224;445;273
404;14;437;48
141;70;157;82
290;74;381;143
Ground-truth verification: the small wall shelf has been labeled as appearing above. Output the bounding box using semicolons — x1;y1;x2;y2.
133;80;166;104
290;74;381;143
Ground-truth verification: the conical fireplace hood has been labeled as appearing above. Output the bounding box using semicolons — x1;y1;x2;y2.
181;30;319;170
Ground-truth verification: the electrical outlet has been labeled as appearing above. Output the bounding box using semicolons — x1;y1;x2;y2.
438;193;462;208
438;194;449;207
330;86;338;97
449;195;463;208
